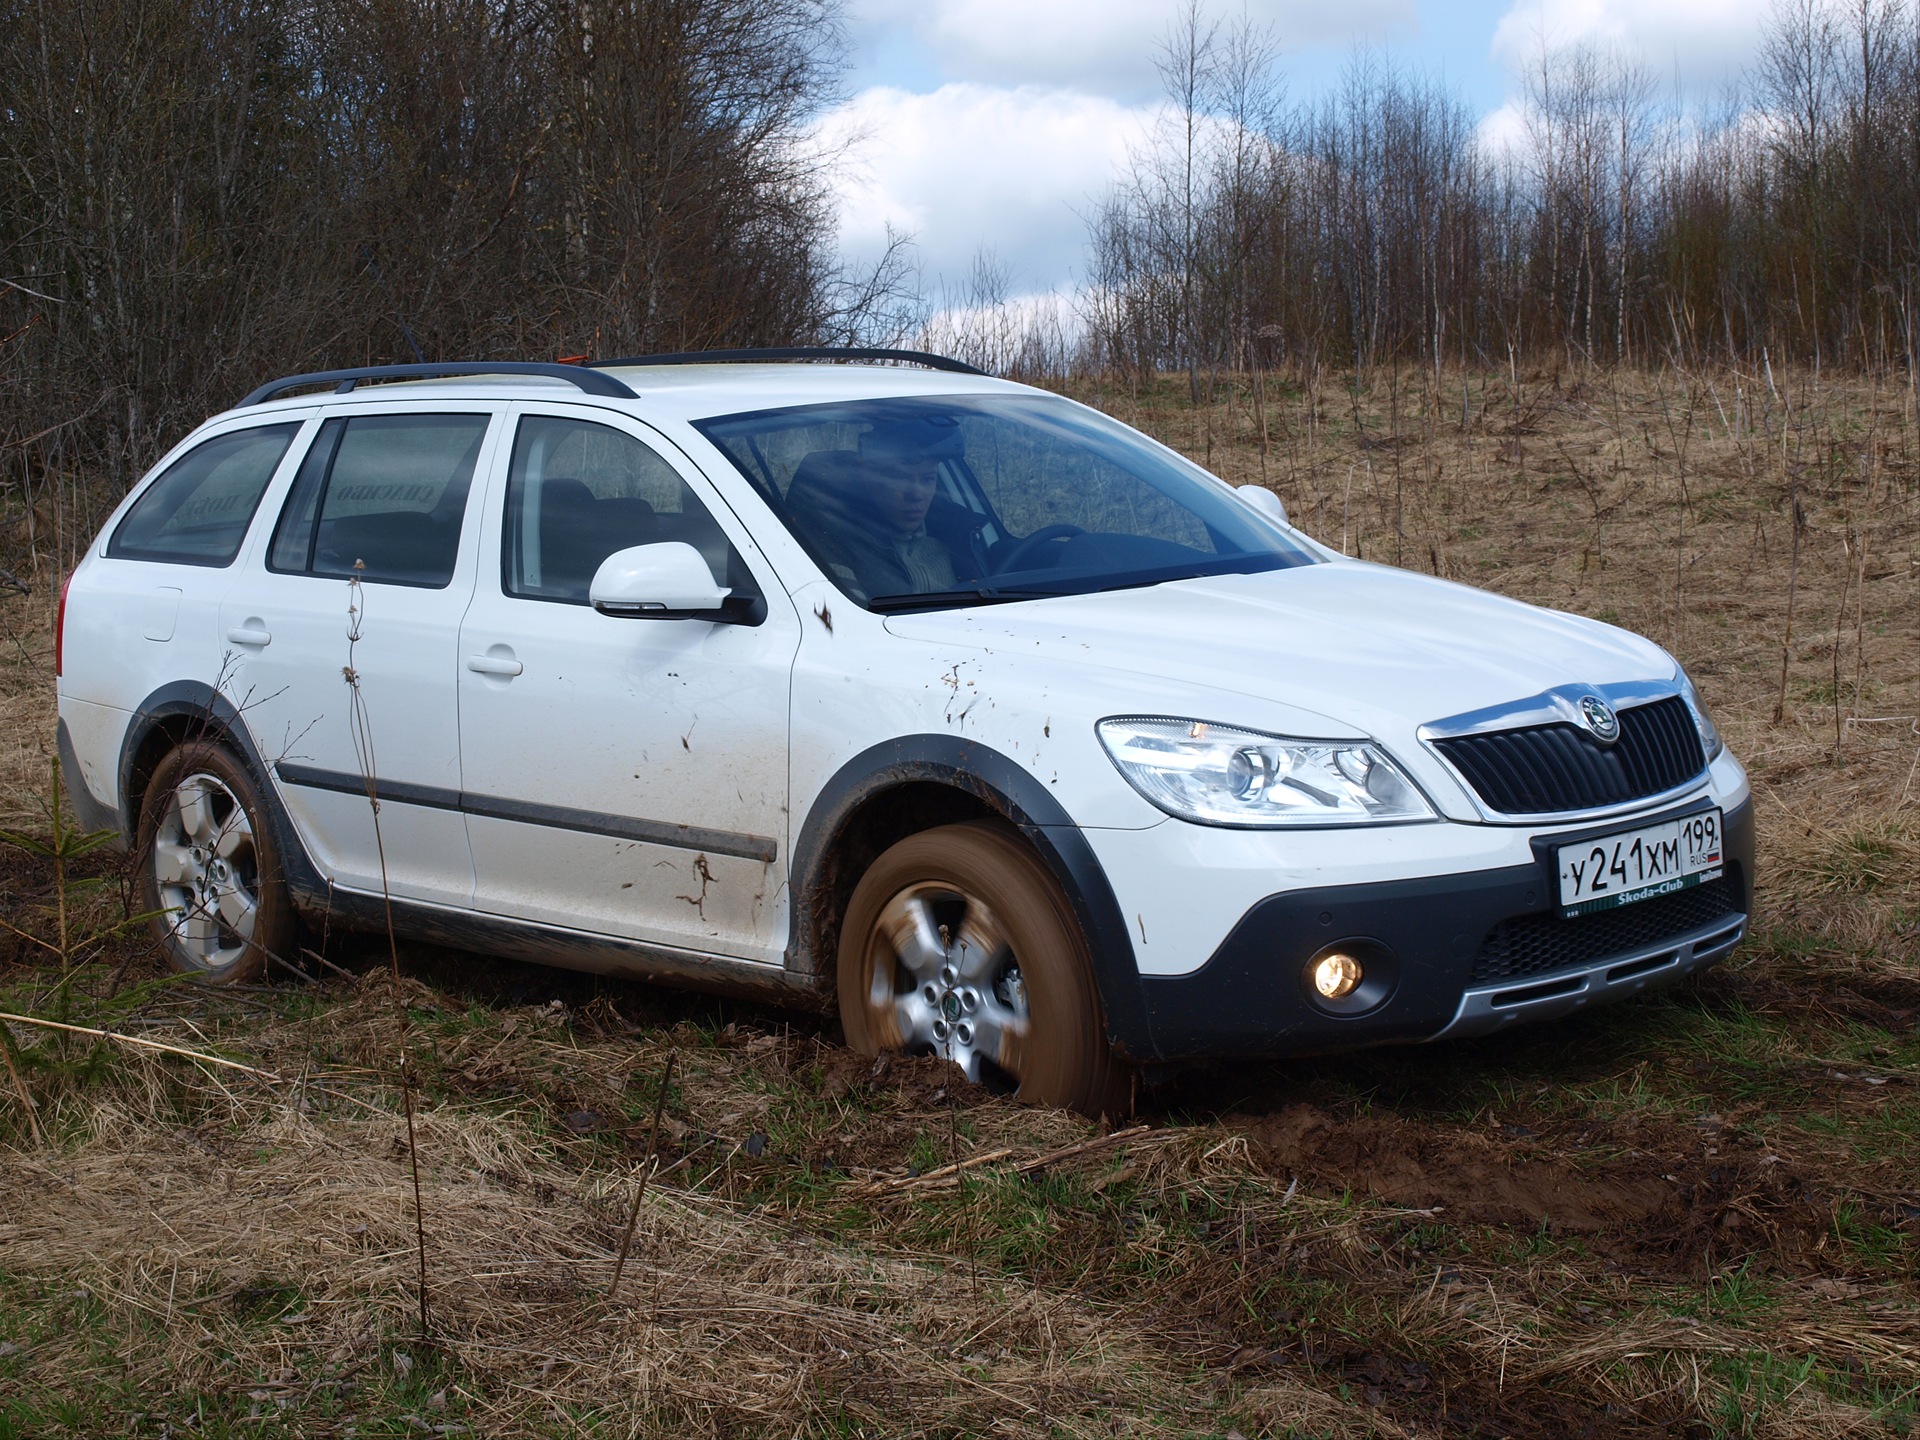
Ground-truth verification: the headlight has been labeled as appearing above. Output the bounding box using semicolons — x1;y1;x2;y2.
1096;717;1436;827
1674;668;1724;762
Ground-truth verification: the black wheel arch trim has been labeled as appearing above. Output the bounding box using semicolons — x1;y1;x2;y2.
786;734;1152;1060
118;680;335;904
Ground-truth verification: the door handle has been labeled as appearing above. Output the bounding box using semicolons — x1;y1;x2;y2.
226;625;272;647
466;653;524;677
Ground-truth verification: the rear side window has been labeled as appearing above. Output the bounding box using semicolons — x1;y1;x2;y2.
107;424;300;566
503;414;749;603
269;414;490;587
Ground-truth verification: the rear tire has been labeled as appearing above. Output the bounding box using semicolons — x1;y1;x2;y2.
837;820;1130;1117
135;740;295;984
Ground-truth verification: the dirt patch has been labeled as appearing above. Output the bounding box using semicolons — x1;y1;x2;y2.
811;1040;992;1110
1721;964;1920;1028
1244;1102;1850;1270
1249;1103;1672;1231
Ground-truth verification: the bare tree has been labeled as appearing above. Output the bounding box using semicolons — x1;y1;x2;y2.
0;0;901;579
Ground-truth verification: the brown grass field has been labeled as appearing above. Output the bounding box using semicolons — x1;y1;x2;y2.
0;365;1916;1439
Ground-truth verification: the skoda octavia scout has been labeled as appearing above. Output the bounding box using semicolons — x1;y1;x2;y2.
56;351;1753;1114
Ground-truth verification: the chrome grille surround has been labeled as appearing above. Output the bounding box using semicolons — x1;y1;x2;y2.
1419;679;1711;823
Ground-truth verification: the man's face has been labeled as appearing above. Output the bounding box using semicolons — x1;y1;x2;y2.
871;456;940;537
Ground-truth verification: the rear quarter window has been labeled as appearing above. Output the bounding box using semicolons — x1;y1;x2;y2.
107;424;301;566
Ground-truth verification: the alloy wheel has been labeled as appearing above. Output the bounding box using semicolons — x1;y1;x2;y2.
150;771;263;971
867;884;1032;1087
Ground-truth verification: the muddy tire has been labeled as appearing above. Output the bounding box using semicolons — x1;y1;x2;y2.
837;820;1130;1117
135;740;294;984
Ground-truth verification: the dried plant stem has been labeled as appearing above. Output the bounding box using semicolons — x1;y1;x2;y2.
342;574;432;1343
1774;479;1804;725
50;757;67;973
1852;518;1870;722
857;1148;1016;1198
854;1126;1162;1198
608;1050;675;1302
946;1057;977;1301
0;1012;281;1078
1014;1125;1158;1175
0;913;64;958
1;1026;45;1146
1833;530;1855;751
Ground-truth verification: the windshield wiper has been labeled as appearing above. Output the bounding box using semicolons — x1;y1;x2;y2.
865;585;1055;613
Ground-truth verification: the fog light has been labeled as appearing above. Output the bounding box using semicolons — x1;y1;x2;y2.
1312;952;1363;1000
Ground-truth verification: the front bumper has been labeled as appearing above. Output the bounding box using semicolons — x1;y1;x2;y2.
1134;796;1753;1060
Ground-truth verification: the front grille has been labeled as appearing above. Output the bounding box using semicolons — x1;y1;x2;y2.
1470;876;1740;986
1435;695;1706;815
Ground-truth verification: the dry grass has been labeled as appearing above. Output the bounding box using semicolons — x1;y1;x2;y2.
2;364;1917;1438
0;1055;1372;1438
0;591;56;833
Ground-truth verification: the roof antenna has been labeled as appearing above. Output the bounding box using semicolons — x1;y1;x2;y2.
358;245;426;363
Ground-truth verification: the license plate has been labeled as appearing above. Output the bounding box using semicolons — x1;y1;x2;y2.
1556;809;1724;918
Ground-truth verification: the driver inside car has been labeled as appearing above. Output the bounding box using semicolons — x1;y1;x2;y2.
852;417;964;596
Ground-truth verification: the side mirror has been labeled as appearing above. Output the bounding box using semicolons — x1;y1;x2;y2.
1236;484;1288;528
590;542;733;619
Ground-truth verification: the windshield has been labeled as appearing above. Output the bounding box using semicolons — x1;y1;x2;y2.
693;393;1318;611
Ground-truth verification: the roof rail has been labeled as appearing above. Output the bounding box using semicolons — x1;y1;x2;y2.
589;346;988;376
239;362;639;408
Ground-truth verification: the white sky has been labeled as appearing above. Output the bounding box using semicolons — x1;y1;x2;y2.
821;0;1787;298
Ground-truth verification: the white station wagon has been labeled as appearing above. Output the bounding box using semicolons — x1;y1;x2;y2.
56;351;1753;1112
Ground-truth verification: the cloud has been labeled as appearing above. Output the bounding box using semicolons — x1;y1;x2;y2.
846;0;1414;98
1490;0;1781;96
815;83;1156;291
1476;98;1532;158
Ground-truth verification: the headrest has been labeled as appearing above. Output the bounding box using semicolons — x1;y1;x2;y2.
787;450;863;501
858;415;964;464
538;477;595;513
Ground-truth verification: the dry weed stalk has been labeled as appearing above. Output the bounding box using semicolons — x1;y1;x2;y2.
608;1049;674;1302
341;570;432;1343
0;1021;42;1145
0;1010;281;1078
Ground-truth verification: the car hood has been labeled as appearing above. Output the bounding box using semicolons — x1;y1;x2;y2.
882;559;1673;745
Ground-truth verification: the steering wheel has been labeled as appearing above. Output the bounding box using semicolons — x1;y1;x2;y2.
994;523;1084;573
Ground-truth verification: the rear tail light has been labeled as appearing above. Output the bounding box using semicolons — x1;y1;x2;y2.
55;570;72;677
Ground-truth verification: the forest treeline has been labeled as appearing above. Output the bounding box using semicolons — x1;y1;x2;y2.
1073;0;1920;386
9;0;1920;562
0;0;912;529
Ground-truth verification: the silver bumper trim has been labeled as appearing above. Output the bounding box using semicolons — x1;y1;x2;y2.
1428;911;1747;1042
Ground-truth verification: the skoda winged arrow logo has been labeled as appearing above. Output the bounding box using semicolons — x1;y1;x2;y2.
1578;695;1620;744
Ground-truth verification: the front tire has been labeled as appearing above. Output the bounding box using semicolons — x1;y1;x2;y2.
837;820;1128;1116
136;740;294;984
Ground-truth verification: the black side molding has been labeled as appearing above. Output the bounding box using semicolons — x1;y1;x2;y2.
311;882;830;1010
274;762;778;863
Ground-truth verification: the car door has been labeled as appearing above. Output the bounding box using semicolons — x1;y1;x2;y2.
457;404;799;963
221;403;501;908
